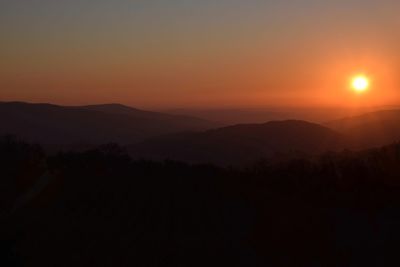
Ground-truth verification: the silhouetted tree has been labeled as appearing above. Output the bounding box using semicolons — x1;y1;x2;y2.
2;139;400;266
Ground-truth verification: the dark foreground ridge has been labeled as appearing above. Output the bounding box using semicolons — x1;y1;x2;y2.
1;136;400;266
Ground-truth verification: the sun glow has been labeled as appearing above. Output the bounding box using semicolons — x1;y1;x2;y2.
351;75;370;93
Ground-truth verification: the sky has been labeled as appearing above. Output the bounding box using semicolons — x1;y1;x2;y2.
1;0;399;109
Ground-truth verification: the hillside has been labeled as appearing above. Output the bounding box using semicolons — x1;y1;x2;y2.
129;120;347;165
0;102;216;146
325;110;400;148
2;137;400;266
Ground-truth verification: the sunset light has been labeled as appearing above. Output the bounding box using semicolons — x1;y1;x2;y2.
351;75;370;93
3;1;400;266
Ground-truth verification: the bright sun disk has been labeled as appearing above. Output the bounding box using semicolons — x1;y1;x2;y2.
351;75;370;92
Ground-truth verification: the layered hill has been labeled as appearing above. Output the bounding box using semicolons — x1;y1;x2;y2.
0;102;216;145
325;110;400;148
129;120;347;165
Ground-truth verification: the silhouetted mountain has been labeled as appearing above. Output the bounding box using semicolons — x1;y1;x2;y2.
166;106;389;125
129;120;347;165
82;103;213;123
326;110;400;148
0;101;216;146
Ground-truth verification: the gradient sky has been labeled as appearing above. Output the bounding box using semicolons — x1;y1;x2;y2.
1;0;399;109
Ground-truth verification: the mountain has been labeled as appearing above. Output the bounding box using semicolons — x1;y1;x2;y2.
129;120;347;165
165;106;388;125
0;102;217;145
325;110;400;148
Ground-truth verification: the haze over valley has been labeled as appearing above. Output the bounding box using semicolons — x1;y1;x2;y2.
2;0;400;266
2;101;400;166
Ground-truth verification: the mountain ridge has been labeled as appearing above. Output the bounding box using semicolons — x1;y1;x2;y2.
0;101;217;145
129;119;347;165
325;109;400;148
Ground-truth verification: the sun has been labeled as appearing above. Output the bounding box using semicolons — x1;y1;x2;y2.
351;75;370;93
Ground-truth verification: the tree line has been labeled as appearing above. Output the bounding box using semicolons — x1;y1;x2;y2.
1;135;400;266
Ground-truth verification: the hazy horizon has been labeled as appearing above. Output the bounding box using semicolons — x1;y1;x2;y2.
3;2;400;267
1;0;400;109
3;99;400;126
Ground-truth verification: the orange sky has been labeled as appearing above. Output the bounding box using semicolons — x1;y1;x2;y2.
1;1;399;109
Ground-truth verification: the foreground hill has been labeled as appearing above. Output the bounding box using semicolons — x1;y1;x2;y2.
129;120;347;165
2;137;400;266
326;110;400;148
0;102;216;145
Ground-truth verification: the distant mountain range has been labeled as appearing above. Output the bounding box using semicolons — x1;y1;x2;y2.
166;106;398;125
2;101;400;165
130;109;400;165
325;110;400;148
129;120;347;165
0;102;217;145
